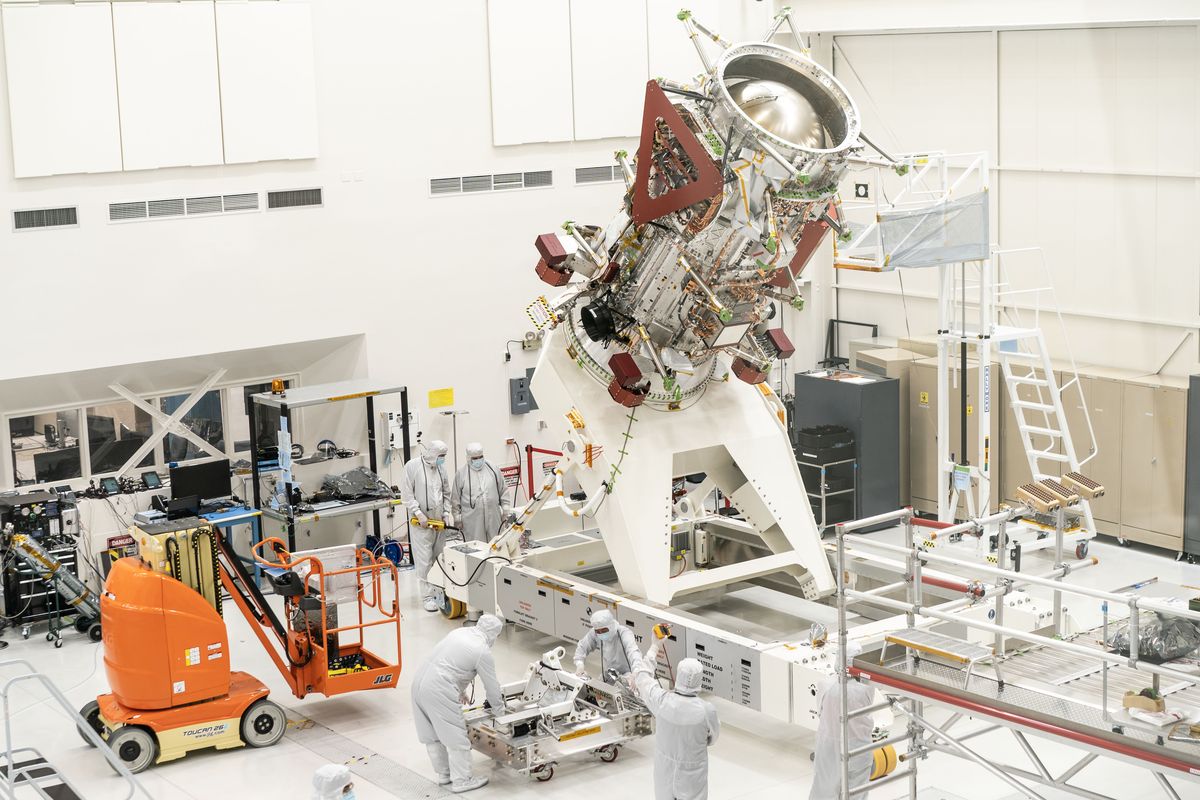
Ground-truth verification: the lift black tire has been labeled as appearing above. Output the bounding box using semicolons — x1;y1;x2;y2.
108;726;158;774
241;699;287;748
88;623;103;643
77;700;105;747
598;745;619;763
74;616;92;634
533;764;554;782
54;638;63;649
45;633;54;642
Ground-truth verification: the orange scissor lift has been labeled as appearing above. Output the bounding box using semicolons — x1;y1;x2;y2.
78;526;401;773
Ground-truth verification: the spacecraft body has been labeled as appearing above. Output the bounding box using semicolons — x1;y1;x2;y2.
509;16;865;604
532;35;861;407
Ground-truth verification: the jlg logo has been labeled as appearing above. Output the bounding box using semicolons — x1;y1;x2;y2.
373;674;394;685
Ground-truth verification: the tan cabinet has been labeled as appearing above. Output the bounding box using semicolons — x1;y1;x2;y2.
909;357;1000;515
1060;366;1139;536
1120;376;1188;550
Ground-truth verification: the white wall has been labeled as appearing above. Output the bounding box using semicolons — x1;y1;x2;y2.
0;0;807;479
816;22;1200;378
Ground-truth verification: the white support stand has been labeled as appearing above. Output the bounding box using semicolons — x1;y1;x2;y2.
836;152;1097;537
529;329;834;605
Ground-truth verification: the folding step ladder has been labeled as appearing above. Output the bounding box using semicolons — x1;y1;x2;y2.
994;326;1096;537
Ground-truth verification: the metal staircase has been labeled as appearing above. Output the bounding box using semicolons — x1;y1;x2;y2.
993;326;1097;537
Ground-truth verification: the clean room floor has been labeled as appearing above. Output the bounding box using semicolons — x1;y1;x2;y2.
10;534;1200;799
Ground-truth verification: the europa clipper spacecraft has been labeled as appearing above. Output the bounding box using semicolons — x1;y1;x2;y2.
478;10;880;607
527;10;861;409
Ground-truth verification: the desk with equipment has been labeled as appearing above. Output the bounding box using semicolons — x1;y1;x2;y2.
248;380;411;551
75;461;263;592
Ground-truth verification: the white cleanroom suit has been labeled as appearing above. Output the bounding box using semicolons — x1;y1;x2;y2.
573;608;641;681
809;643;876;800
452;442;512;543
311;763;353;800
632;651;720;800
412;614;506;794
400;439;450;611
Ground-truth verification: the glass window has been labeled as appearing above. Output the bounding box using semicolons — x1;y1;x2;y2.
9;410;82;486
242;380;291;463
86;402;153;475
161;390;224;463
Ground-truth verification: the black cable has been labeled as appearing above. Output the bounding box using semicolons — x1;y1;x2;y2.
433;552;512;588
859;131;898;164
504;340;524;363
659;85;713;103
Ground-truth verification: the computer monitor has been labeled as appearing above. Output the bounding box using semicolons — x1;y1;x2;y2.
33;447;81;483
87;415;115;448
90;436;147;475
170;459;231;504
8;416;34;438
167;495;199;520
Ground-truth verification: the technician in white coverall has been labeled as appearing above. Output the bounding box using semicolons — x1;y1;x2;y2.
451;442;512;543
573;608;640;682
412;613;506;794
631;641;720;800
809;642;875;800
311;763;354;799
400;439;451;611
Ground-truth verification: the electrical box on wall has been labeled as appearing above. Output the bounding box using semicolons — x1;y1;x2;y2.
509;368;538;415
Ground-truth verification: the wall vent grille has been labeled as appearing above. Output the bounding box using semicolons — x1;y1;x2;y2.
148;198;185;218
428;170;553;196
186;196;223;215
575;165;622;184
111;192;261;223
266;188;322;209
14;206;78;230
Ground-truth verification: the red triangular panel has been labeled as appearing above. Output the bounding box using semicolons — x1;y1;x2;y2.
768;202;838;288
631;80;724;226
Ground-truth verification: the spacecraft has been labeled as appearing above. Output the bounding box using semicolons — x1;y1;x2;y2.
530;10;861;408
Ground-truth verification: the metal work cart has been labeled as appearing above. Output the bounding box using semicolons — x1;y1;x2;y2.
249;380;411;550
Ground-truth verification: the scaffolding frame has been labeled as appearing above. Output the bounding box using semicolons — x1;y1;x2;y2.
832;509;1199;800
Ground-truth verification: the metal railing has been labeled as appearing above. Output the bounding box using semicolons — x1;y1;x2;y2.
832;508;1195;800
0;659;149;799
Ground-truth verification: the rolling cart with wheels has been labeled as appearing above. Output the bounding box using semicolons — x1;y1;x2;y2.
465;647;653;782
4;530;101;647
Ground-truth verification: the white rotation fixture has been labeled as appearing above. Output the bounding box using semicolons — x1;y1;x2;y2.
531;328;833;605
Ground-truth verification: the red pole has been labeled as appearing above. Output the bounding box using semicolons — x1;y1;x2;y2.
920;575;971;594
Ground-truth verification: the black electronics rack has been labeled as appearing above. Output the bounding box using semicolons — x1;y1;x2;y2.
5;537;79;638
0;490;82;641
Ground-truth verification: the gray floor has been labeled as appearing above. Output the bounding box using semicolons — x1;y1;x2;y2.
9;532;1200;799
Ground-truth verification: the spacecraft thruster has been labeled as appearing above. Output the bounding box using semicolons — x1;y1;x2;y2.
528;10;862;408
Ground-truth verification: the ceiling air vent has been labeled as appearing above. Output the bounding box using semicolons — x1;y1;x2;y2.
14;206;78;230
109;201;148;222
267;188;323;209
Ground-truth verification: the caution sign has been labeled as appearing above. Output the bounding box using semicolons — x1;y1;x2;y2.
500;465;521;489
919;391;929;406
